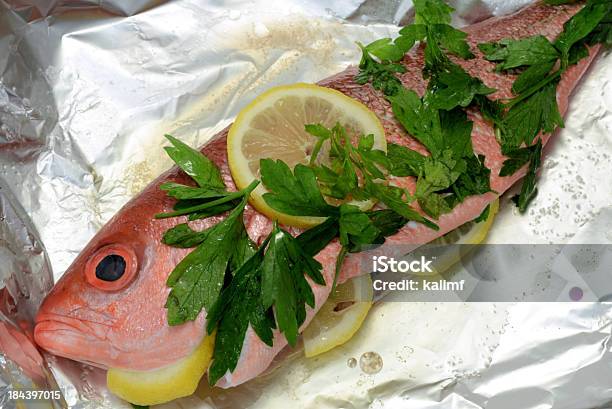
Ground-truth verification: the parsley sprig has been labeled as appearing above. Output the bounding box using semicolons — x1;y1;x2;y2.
158;134;410;385
260;125;436;230
155;136;259;325
355;0;477;97
158;135;335;384
259;133;435;285
356;0;494;220
206;221;326;384
154;135;254;221
479;0;611;211
305;123;390;201
359;0;609;215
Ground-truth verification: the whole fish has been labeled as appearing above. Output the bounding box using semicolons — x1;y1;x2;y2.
34;3;600;389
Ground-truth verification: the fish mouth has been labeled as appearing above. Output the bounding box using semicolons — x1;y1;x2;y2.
34;312;207;372
34;313;113;369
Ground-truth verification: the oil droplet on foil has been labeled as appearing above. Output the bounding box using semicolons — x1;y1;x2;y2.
359;352;383;374
347;357;357;368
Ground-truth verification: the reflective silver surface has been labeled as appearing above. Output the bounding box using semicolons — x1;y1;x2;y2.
1;0;611;407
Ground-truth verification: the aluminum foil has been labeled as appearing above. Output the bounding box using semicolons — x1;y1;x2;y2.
0;0;611;408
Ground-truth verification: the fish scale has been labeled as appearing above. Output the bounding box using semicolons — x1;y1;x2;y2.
34;2;600;390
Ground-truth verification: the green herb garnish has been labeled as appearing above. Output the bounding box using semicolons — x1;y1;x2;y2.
163;135;225;190
156;135;261;326
259;132;438;280
479;0;610;211
205;219;329;385
356;0;495;220
158;133;412;385
158;135;333;383
504;140;543;213
204;237;274;384
260;159;337;217
260;124;436;230
164;190;256;325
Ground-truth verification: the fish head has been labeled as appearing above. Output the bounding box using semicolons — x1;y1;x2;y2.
34;179;206;371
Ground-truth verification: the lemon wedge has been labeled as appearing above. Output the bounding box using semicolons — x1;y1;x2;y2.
303;274;373;358
107;332;215;406
227;83;386;228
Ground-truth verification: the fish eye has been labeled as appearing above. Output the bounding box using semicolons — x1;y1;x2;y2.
85;244;138;291
95;254;126;281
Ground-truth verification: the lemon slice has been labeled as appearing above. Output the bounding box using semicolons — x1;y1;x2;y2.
410;199;500;276
107;332;215;406
227;83;386;228
303;274;373;358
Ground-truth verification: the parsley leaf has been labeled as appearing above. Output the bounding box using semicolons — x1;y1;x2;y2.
206;220;330;385
474;94;505;124
389;88;444;154
230;227;258;272
355;44;405;96
173;200;239;221
586;4;611;47
501;81;563;149
157;135;249;221
159;182;226;200
159;136;263;325
473;204;491;223
389;88;492;220
162;223;209;248
260;224;325;347
439;107;474;157
364;38;406;62
499;145;534;177
430;24;474;60
479;36;560;70
387;143;426;177
476;1;611;214
356;0;473;96
163;135;225;190
511;60;557;94
306;124;389;201
367;182;438;230
206;242;275;385
346;209;408;253
365;209;409;241
414;0;453;25
304;123;332;167
512;140;542;213
155;184;254;219
338;204;381;249
554;2;610;64
165;195;250;325
426;63;495;110
260;159;337;217
260;124;437;230
448;154;492;206
396;24;428;55
295;217;340;256
415;151;462;218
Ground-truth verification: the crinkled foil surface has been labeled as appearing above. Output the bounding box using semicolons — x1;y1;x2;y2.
1;0;611;408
